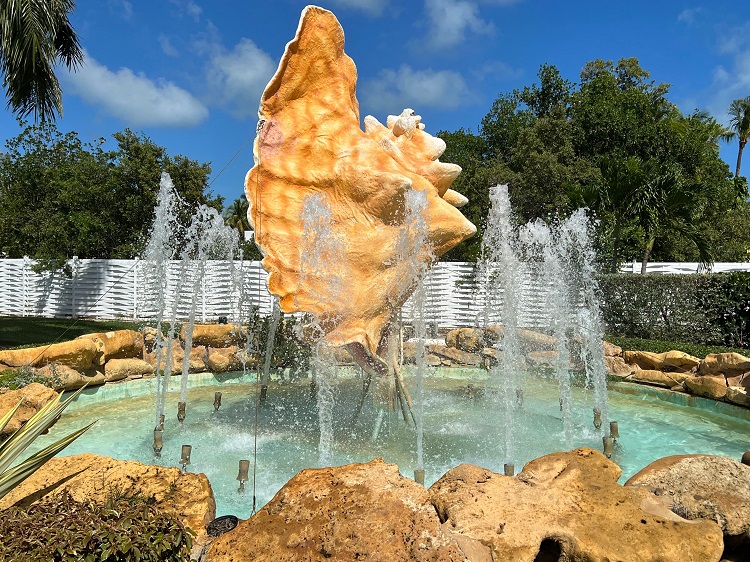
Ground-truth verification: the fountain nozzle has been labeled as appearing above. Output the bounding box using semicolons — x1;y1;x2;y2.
237;459;250;493
414;468;425;486
504;463;514;476
609;421;619;440
153;428;163;457
177;401;187;423
603;436;614;458
180;444;192;473
593;408;602;430
214;392;222;411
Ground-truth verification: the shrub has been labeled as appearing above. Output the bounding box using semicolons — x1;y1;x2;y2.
604;336;748;360
599;272;750;348
0;366;60;390
0;490;193;561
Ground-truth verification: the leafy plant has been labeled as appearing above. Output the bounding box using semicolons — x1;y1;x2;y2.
0;490;193;561
0;386;93;500
0;366;59;390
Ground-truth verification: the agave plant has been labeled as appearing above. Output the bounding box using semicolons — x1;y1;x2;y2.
0;387;94;500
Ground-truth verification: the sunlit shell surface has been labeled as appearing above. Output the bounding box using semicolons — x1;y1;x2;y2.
245;6;476;363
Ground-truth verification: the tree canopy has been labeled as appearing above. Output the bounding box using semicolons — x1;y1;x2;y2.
440;58;747;270
0;122;223;269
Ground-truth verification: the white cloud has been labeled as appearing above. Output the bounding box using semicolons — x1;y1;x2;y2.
158;34;179;57
109;0;133;20
63;52;208;127
327;0;389;16
170;0;202;22
204;39;277;119
423;0;494;50
704;22;750;125
361;64;473;115
677;8;700;25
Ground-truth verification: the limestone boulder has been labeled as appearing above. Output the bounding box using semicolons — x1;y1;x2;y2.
427;344;482;367
429;448;723;562
445;327;485;353
726;373;749;391
0;453;216;535
684;375;728;400
526;350;558;369
602;340;622;357
182;324;245;348
0;382;58;438
726;386;750;408
205;346;243;373
517;328;557;351
104;358;154;381
77;330;144;365
36;363;104;391
622;350;698;372
630;369;690;388
626;455;750;548
605;355;635;378
316;344;355;366
0;339;97;370
699;352;750;376
206;458;465;562
144;342;206;374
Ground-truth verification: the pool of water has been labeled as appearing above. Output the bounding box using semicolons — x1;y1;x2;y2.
29;369;750;519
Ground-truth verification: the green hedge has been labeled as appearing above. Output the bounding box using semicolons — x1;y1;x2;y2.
599;272;750;349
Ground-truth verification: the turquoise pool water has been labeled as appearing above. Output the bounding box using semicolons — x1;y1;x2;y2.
29;370;750;519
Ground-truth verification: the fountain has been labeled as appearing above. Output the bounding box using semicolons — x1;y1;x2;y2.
14;8;750;560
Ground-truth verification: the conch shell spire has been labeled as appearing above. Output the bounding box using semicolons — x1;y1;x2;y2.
245;6;476;372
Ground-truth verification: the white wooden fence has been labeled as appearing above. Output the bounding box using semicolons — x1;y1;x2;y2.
0;258;748;329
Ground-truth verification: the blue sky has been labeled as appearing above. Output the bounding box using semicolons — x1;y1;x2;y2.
0;0;748;205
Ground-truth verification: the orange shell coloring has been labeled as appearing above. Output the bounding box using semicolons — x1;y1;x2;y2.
245;6;476;359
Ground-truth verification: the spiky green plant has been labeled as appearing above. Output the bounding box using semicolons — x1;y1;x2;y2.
0;386;93;499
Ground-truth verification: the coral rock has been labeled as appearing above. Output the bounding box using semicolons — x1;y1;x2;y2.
429;448;723;562
0;453;216;536
699;352;750;376
78;329;144;365
0;339;97;370
626;454;750;552
205;459;465;561
0;383;58;438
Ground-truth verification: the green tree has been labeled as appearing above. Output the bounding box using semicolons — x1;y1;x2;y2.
0;122;223;265
223;194;261;260
0;0;83;121
720;96;750;181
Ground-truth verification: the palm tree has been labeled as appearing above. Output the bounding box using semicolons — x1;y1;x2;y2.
0;0;83;122
223;194;251;239
720;96;750;179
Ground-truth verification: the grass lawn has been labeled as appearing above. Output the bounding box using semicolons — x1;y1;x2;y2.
0;316;143;349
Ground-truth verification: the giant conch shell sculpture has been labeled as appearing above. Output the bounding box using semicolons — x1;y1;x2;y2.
245;6;475;377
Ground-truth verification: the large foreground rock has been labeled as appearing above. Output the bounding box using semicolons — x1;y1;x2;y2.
626;455;750;544
206;458;466;561
0;453;216;535
0;382;57;438
429;448;723;562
